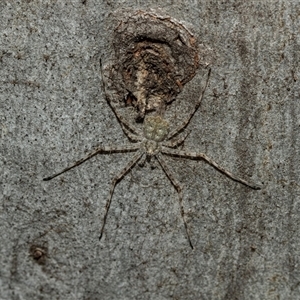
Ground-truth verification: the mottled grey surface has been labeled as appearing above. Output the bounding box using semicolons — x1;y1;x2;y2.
0;1;299;299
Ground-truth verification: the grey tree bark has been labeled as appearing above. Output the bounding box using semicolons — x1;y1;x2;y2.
0;1;299;299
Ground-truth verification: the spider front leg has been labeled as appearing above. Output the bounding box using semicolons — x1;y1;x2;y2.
156;153;194;249
99;150;144;240
100;59;143;140
167;68;211;141
121;125;143;143
163;129;191;149
161;147;261;190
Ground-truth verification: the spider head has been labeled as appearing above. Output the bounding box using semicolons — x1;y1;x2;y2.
143;115;169;142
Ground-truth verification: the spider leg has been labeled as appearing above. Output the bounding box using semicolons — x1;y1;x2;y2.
99;150;144;240
100;59;143;139
167;68;211;141
137;152;147;167
163;129;191;149
155;153;194;249
122;125;143;142
161;147;261;190
43;144;141;181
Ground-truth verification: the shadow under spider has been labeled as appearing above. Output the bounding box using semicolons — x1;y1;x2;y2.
43;65;261;249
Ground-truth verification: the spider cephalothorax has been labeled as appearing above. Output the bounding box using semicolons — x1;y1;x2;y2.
43;68;261;249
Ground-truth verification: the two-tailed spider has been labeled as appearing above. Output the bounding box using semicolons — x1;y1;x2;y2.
43;63;260;249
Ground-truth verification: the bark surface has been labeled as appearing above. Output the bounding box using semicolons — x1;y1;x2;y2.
0;1;299;299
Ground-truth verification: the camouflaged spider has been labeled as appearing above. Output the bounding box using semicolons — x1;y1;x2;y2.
43;66;261;249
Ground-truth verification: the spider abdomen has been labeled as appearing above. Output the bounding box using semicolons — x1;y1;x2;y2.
143;115;169;142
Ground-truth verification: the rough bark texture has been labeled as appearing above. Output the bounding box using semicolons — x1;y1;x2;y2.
0;1;299;299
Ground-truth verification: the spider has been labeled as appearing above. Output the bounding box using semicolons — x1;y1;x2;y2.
43;65;261;249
